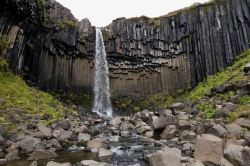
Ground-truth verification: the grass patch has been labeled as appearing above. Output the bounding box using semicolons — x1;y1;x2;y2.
58;20;76;29
187;50;250;101
0;58;77;132
0;35;10;52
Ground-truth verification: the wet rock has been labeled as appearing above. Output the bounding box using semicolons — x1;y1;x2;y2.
19;136;41;153
38;124;52;138
194;134;223;165
98;148;113;160
46;161;72;166
120;131;130;137
78;133;91;143
60;120;71;130
235;118;250;129
120;121;133;130
108;136;119;142
86;138;108;150
137;125;152;134
243;63;250;73
109;117;122;127
206;124;228;138
180;130;196;141
0;159;7;165
144;131;154;138
149;147;181;166
225;124;241;138
28;150;58;160
81;160;110;166
160;125;177;139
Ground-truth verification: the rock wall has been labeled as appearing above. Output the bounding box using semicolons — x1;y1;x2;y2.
0;0;250;97
103;0;250;96
0;0;96;93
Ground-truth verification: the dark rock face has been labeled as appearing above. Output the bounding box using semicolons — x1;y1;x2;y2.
1;0;250;97
103;0;250;96
0;0;96;94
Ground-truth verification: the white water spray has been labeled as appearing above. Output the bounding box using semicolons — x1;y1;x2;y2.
92;28;113;119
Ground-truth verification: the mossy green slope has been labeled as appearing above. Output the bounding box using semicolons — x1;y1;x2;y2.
0;58;77;132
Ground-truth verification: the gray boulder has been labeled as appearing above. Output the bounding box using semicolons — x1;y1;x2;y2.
46;161;72;166
78;133;91;143
149;147;181;166
194;134;223;165
160;125;177;139
206;124;228;138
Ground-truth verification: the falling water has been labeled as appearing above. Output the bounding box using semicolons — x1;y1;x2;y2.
92;28;113;119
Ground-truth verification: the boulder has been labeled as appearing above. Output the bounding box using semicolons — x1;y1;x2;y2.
47;139;62;150
206;124;228;138
180;130;196;141
160;125;177;139
28;150;58;160
78;133;91;143
194;134;223;165
222;102;236;113
137;125;152;134
149;113;177;130
149;147;181;166
178;120;192;130
19;136;41;153
86;138;108;150
29;161;37;166
98;148;113;160
60;120;71;130
186;159;205;166
144;131;154;138
109;117;122;126
108;136;119;142
235;118;250;129
225;124;241;138
224;144;250;166
46;161;72;166
38;124;52;138
81;160;110;166
74;125;88;133
120;131;130;137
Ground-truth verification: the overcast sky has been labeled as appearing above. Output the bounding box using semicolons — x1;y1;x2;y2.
56;0;208;27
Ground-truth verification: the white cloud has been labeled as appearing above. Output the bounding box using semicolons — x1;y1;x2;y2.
56;0;209;27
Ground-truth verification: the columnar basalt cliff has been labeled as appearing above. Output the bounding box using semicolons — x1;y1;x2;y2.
103;0;250;96
0;0;250;98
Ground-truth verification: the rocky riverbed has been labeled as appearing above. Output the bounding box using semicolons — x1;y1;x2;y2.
0;58;249;166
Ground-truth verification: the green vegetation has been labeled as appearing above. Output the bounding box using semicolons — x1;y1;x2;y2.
188;51;250;101
38;0;46;21
196;102;218;119
0;35;10;52
0;58;77;132
58;20;76;29
128;16;160;28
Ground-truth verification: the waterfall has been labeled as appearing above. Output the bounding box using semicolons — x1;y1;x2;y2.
92;28;113;119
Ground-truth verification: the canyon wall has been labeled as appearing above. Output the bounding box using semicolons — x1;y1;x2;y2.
1;0;250;97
